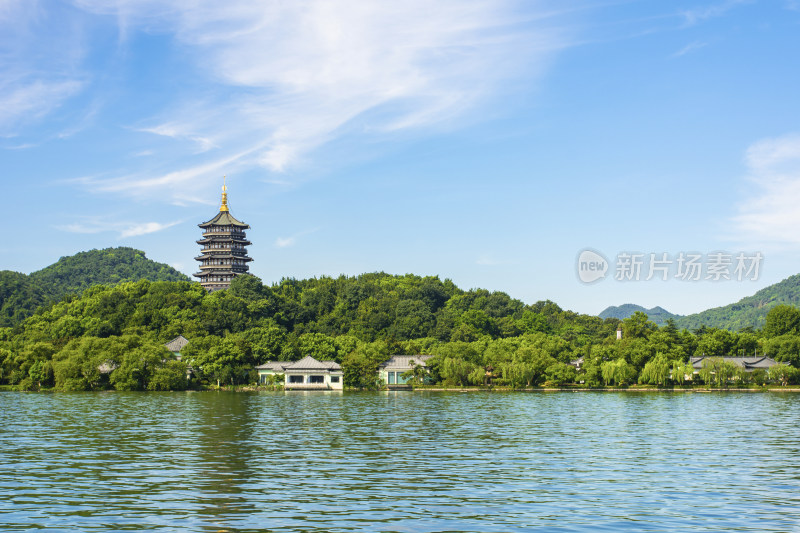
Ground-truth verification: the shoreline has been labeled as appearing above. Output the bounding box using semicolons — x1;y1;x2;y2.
409;387;800;393
5;385;800;393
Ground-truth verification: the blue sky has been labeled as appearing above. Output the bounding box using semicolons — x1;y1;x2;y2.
2;0;800;316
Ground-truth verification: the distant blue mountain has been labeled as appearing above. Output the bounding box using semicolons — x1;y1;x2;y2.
598;304;681;326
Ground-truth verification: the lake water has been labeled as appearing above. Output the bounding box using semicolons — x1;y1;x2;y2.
2;391;800;532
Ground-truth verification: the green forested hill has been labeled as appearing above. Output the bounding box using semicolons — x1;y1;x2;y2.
675;274;800;331
0;271;48;328
0;248;188;327
1;272;799;391
29;247;188;297
0;273;623;390
599;304;681;326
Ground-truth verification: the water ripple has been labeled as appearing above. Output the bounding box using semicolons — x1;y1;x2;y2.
1;391;800;532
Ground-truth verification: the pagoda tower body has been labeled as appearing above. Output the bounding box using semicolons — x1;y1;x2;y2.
194;183;252;291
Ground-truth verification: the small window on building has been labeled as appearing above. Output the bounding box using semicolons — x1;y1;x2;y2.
331;376;340;383
388;372;395;384
289;375;304;383
309;375;324;384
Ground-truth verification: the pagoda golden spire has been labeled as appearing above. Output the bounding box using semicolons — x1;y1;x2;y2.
220;176;229;212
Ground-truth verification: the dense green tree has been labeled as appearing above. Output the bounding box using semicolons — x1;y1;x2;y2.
764;305;800;338
496;343;555;387
763;335;800;367
193;336;253;386
111;346;167;391
579;355;604;387
736;332;760;356
622;311;656;339
451;309;497;341
544;362;576;385
639;352;673;386
297;333;338;361
342;342;387;389
697;358;738;387
52;338;107;391
620;338;655;370
390;300;435;339
27;360;54;389
695;329;737;358
0;271;47;327
438;356;480;386
226;274;272;302
662;318;679;338
237;323;288;363
148;361;189;391
671;360;693;386
517;311;550;334
499;360;538;388
768;364;800;386
601;358;637;386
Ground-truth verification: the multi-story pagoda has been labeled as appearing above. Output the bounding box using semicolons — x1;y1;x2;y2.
194;181;252;291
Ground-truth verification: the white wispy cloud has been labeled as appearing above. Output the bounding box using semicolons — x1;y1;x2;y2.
732;133;800;245
136;123;216;153
679;0;752;26
72;145;257;197
274;236;296;248
57;217;182;238
274;227;320;248
3;142;37;150
119;221;180;238
261;177;294;187
0;79;84;132
68;0;567;201
57;221;107;235
671;41;707;58
0;2;87;135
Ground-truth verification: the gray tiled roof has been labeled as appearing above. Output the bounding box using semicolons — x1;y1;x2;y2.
254;361;287;371
379;354;434;370
690;356;786;371
283;355;341;371
164;335;189;352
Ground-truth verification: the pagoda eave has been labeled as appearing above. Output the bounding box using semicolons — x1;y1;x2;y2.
195;255;253;261
196;238;252;245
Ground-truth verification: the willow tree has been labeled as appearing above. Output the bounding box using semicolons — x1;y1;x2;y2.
639;352;672;386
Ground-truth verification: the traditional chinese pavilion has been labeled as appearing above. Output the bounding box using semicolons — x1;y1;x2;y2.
194;180;252;291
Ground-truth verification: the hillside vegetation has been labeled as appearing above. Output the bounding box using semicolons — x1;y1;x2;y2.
2;273;799;391
0;248;188;327
0;271;48;328
675;274;800;331
598;275;800;331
